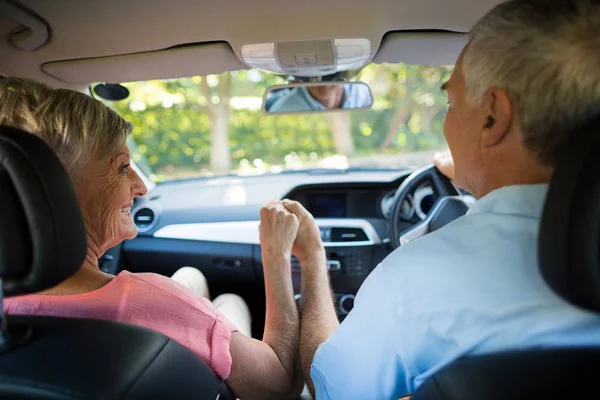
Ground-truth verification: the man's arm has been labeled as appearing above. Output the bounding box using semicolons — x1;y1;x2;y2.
282;199;339;396
226;200;304;399
298;250;339;395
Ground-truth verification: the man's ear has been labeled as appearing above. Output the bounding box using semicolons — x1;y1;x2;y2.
480;87;512;148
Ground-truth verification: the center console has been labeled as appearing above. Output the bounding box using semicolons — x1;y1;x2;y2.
288;219;384;320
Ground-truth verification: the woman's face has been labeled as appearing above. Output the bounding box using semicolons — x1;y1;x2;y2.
75;142;147;254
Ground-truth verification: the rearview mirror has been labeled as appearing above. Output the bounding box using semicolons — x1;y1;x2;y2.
263;82;373;115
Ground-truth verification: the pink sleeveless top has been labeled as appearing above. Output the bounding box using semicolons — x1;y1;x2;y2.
3;271;237;379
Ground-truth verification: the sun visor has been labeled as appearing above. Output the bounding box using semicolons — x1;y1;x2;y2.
42;42;248;84
373;32;467;66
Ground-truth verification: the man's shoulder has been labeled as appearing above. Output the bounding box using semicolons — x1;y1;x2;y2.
351;218;477;305
377;209;541;303
379;211;534;276
269;88;311;111
387;214;480;258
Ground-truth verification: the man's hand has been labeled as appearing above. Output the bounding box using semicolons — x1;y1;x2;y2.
259;199;300;262
281;199;325;262
433;150;455;180
282;199;337;397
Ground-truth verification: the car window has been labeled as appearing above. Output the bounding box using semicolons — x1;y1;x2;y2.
101;63;453;182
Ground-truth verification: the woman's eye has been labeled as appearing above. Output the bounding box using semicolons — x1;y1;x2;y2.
119;164;130;174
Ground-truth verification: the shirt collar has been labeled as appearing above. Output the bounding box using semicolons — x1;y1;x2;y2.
299;87;325;110
466;184;549;218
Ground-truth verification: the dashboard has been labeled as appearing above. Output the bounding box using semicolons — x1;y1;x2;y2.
103;168;437;335
291;188;385;219
380;182;436;221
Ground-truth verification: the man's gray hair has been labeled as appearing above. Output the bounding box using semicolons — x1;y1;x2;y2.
463;0;600;165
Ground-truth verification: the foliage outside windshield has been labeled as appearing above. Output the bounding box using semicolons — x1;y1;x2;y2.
105;63;453;182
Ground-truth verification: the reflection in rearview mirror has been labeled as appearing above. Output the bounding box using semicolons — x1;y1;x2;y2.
263;82;373;115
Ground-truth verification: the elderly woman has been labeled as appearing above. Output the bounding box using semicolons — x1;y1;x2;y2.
0;77;304;400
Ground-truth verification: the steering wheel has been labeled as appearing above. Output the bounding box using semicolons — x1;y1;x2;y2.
389;164;469;249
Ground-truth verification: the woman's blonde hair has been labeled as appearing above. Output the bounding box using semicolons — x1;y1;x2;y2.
0;77;132;180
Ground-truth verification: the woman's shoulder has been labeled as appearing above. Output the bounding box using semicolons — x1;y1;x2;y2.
118;270;176;286
116;270;192;294
115;270;217;314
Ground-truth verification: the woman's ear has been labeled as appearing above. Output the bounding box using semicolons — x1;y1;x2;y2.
481;87;512;148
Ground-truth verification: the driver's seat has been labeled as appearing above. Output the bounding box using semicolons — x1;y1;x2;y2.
0;125;234;399
412;117;600;399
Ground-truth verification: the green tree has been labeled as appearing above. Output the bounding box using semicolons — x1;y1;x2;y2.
356;63;452;153
202;73;232;173
326;112;354;155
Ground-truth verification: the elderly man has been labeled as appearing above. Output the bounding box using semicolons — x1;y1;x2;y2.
279;0;600;398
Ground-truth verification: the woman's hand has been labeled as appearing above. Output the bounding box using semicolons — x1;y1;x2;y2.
281;199;325;263
228;199;304;399
433;150;455;180
259;199;300;261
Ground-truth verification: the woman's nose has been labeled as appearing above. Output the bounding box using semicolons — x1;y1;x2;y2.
131;169;148;198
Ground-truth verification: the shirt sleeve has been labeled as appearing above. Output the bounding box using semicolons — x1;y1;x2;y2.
208;313;237;379
120;272;238;380
310;264;411;400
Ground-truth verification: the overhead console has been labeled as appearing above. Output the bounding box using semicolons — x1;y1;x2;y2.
241;38;371;77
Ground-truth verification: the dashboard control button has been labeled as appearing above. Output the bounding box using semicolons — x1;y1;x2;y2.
327;260;341;271
338;294;355;315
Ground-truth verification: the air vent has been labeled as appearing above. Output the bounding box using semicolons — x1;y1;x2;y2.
330;227;369;242
133;207;157;232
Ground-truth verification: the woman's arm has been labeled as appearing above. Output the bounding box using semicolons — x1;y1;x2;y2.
225;200;304;399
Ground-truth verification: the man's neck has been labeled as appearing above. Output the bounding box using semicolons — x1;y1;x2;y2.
470;156;553;199
307;87;344;109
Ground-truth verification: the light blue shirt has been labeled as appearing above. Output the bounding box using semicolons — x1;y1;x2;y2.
311;184;600;399
267;84;372;112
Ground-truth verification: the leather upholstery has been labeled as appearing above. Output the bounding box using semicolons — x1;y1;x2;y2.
538;115;600;312
0;125;86;296
413;348;600;399
0;316;235;400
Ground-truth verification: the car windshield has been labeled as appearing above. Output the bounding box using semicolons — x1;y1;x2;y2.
101;62;453;182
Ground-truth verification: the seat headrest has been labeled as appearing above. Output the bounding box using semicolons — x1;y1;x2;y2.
539;115;600;312
0;126;86;296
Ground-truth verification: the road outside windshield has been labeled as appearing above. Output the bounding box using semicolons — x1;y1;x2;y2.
102;63;453;182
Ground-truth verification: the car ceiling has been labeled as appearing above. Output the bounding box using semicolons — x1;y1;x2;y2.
0;0;503;90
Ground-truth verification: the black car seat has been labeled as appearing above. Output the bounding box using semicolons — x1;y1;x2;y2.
412;116;600;399
0;125;235;400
